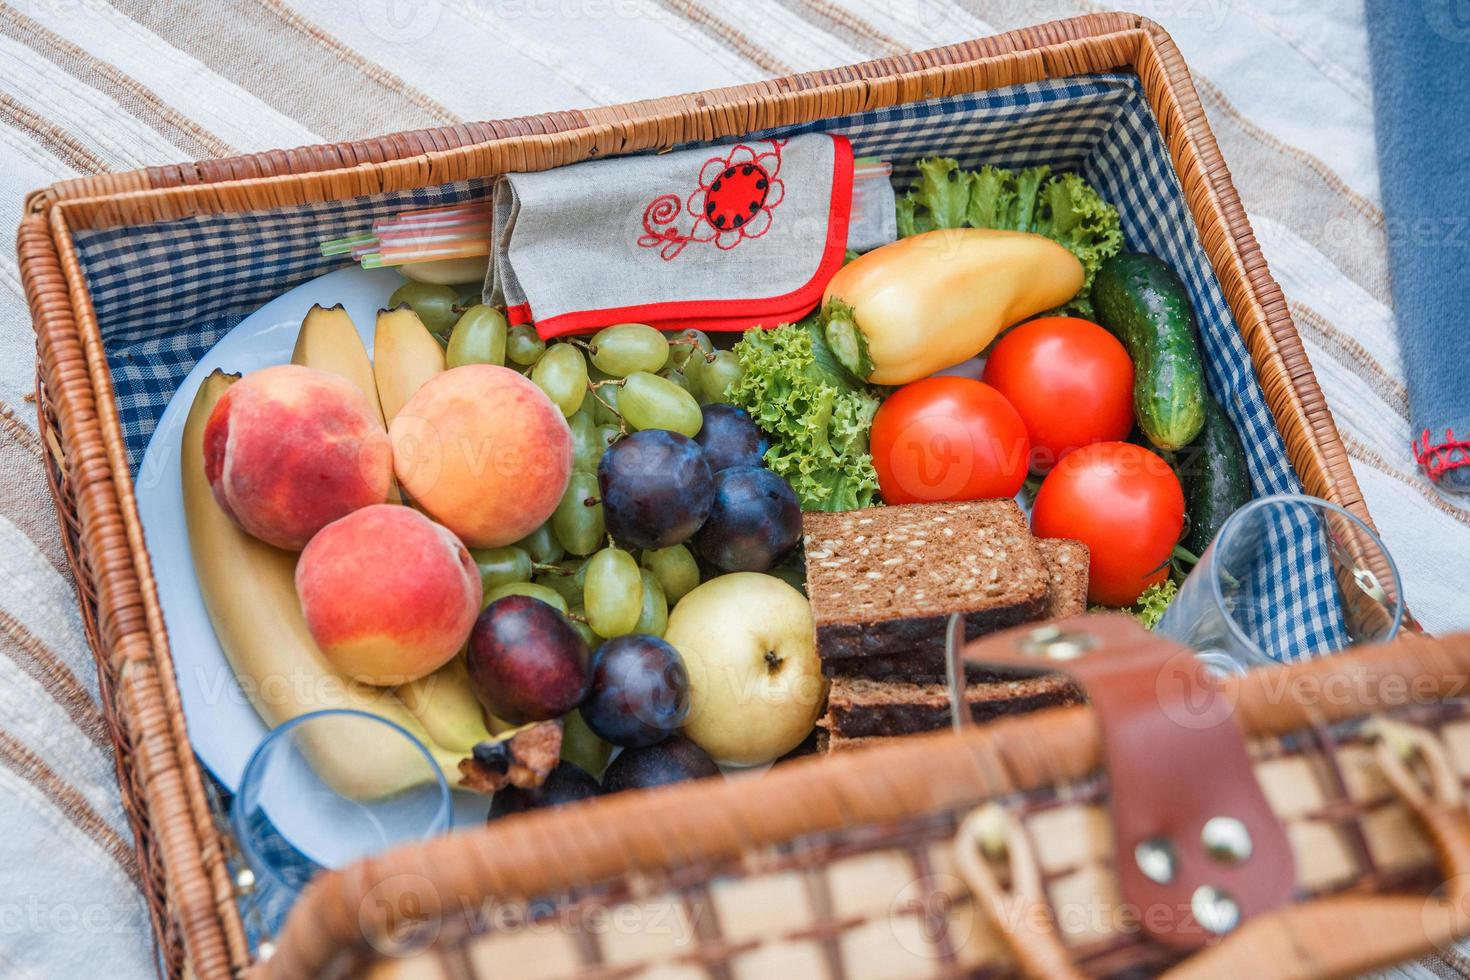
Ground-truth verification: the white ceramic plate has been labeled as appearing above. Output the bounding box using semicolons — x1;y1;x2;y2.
136;266;488;864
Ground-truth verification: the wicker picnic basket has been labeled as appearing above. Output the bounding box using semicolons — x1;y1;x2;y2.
263;618;1470;979
14;11;1411;978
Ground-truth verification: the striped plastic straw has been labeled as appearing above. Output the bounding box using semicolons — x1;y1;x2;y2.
321;203;492;269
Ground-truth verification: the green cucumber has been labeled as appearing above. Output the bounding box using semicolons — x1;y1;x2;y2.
1091;253;1207;450
1176;394;1251;556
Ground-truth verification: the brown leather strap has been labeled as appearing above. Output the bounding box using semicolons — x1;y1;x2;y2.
953;797;1470;980
961;614;1295;950
1162;719;1470;977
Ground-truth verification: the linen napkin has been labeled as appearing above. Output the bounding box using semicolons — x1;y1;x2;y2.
1366;0;1470;493
488;134;894;338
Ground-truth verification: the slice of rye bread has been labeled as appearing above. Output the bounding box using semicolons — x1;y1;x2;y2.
818;673;1081;740
1037;537;1090;619
804;500;1049;672
815;533;1090;683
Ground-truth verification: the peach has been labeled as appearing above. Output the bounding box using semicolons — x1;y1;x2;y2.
203;364;391;550
296;505;481;685
388;365;572;548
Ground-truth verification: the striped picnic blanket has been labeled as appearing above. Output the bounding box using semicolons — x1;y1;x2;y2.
2;2;1465;977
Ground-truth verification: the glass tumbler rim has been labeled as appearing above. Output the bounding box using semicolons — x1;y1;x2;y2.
1208;493;1405;660
231;707;453;891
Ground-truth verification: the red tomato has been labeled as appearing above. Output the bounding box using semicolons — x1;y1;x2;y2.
1031;441;1185;606
870;377;1030;504
982;316;1134;473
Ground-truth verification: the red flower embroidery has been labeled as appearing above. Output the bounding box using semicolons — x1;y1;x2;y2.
638;140;786;260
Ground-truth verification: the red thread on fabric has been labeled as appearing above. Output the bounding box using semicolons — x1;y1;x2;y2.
534;135;853;339
637;140;787;260
1412;427;1470;482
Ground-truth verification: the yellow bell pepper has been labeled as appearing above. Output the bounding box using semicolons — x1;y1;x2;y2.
820;228;1084;384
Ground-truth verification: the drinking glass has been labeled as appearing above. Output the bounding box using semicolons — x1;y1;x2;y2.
231;709;452;935
1156;494;1404;674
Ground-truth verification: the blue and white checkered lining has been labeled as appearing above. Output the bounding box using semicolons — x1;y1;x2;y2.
71;71;1344;661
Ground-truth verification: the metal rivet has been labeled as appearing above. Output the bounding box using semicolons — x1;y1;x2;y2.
235;868;256;891
1134;837;1178;884
1018;625;1093;661
1201;816;1253;864
1191;885;1241;935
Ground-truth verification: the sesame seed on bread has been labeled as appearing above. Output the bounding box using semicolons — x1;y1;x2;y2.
803;500;1050;670
817;536;1092;682
1036;537;1090;619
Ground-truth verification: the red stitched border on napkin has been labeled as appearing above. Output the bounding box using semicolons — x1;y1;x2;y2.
520;135;853;339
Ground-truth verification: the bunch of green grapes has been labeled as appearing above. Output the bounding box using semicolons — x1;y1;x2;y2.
470;535;699;645
654;327;745;407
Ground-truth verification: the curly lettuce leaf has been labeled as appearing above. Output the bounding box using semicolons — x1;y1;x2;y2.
1094;579;1180;629
894;156;970;236
1093;578;1181;631
1033;172;1125;310
1135;579;1179;629
967;165;1021;231
728;320;882;512
897;158;1123;317
963;163;1051;233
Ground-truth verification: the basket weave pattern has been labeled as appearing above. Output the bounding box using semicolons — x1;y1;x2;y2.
16;13;1384;977
267;629;1470;978
345;727;1459;979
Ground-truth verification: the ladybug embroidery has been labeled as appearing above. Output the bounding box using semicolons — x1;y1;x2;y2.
705;162;771;230
639;140;786;260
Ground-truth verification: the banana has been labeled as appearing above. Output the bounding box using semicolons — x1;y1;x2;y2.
182;372;556;795
292;304;412;501
292;304;384;424
395;657;493;755
374;306;445;423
